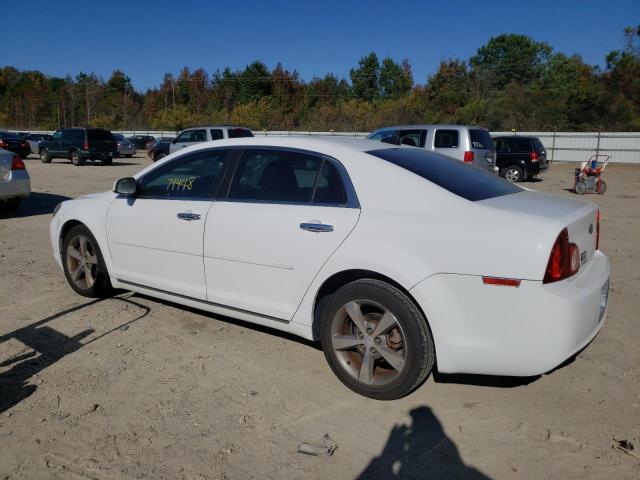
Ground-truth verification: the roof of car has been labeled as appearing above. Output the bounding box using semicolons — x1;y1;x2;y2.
492;135;540;139
184;125;251;129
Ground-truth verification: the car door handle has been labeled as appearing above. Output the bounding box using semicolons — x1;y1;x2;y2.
177;212;201;221
300;222;334;232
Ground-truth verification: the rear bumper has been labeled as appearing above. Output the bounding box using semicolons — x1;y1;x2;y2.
527;160;549;176
410;250;611;376
118;147;136;155
0;170;31;200
80;150;119;159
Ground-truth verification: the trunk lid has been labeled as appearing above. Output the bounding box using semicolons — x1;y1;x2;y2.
479;190;599;276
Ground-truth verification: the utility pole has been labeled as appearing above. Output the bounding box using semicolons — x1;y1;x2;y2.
85;82;90;126
123;86;127;130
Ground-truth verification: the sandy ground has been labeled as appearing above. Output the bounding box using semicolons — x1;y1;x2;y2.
0;151;639;480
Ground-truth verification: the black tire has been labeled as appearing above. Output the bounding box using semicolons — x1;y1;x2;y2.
125;154;132;158
70;150;85;166
101;157;113;165
62;224;113;298
502;165;524;183
319;279;435;400
597;180;607;194
575;180;587;195
40;148;52;163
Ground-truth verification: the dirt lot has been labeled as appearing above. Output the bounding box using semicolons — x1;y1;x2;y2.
0;151;639;479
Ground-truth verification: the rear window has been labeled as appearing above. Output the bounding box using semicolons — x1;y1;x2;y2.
0;131;19;139
469;129;493;150
228;128;253;138
87;129;114;141
367;148;521;202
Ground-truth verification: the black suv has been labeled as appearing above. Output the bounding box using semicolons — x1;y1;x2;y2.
492;135;549;182
39;128;118;166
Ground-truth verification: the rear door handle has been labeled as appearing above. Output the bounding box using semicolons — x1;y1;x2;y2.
177;212;201;221
300;222;333;232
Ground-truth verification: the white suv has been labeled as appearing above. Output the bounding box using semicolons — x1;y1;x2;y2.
169;126;253;153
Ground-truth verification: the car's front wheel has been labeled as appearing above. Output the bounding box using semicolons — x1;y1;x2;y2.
320;279;435;400
62;224;113;297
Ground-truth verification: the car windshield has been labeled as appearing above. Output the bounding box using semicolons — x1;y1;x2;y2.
367;147;521;201
469;129;493;150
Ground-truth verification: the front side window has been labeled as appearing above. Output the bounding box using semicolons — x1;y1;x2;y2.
399;129;426;147
175;130;193;143
52;131;62;140
368;129;398;144
138;150;232;199
434;129;459;148
210;129;224;140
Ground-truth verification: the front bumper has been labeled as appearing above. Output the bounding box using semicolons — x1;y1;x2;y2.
410;250;611;376
0;169;31;200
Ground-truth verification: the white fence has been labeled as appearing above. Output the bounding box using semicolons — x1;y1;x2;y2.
14;129;640;164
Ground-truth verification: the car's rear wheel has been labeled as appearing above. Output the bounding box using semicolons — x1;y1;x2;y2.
62;225;113;297
70;150;84;166
40;149;52;163
503;165;524;182
320;279;435;400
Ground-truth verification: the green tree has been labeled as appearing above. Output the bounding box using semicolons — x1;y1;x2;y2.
350;52;380;101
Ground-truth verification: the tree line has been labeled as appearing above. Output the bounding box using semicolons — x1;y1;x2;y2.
1;29;638;132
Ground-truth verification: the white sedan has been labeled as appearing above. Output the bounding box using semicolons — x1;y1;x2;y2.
50;137;610;399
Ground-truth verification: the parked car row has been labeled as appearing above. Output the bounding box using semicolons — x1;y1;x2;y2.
366;125;549;182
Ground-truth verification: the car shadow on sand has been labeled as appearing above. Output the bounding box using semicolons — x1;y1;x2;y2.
0;192;71;219
357;406;491;479
0;296;150;414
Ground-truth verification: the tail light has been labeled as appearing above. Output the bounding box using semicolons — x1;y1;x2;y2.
83;141;89;149
596;209;600;250
530;151;539;162
11;154;25;170
0;141;8;148
463;151;474;164
543;228;580;284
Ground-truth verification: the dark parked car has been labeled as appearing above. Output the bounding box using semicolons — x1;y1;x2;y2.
25;133;53;154
39;128;118;166
127;135;155;149
0;131;31;158
492;135;549;182
148;138;173;162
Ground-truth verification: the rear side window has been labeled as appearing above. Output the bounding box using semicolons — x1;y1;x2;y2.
313;161;348;205
506;138;533;153
87;129;113;141
192;129;207;142
367;148;521;201
229;150;322;203
71;130;86;142
210;129;224;140
228;128;253;138
434;129;459;148
398;129;427;147
531;138;546;153
469;129;493;150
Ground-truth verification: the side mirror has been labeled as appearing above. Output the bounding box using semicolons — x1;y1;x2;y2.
113;177;138;196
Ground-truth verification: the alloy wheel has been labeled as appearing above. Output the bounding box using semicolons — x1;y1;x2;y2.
66;234;98;289
330;299;407;386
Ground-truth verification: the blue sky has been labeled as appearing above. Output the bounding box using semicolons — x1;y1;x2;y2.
2;0;638;91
